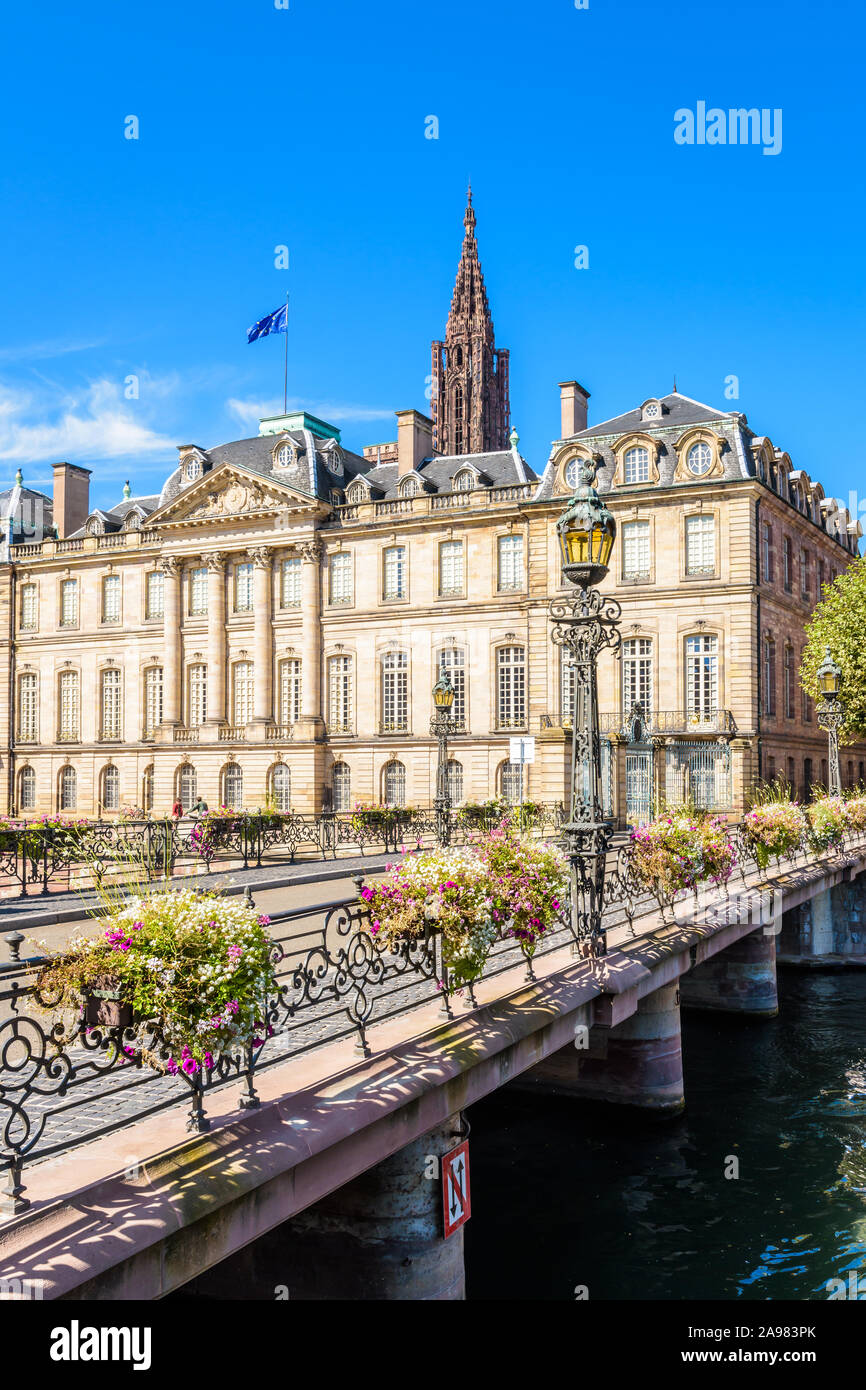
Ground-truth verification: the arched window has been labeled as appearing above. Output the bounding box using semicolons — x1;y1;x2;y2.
223;764;243;809
19;766;35;812
383;760;406;807
453;469;474;492
347;481;366;505
453;383;465;455
499;761;523;804
178;763;197;808
276;442;293;467
333;761;351;812
399;476;419;497
624;446;650;485
445;759;463;805
143;765;154;814
59;766;77;811
271;764;291;813
102;765;120;812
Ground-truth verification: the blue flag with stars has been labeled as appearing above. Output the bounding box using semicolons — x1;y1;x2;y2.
247;302;288;343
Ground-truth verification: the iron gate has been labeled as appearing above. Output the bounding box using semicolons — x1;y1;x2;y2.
626;748;653;825
664;740;732;810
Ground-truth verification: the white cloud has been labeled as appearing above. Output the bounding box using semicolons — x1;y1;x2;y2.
0;379;175;464
0;338;105;363
227;396;395;428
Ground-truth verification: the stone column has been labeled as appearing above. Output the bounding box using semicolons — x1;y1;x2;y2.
249;547;273;730
160;557;182;729
295;539;324;739
516;988;685;1114
680;928;778;1017
206;552;226;727
188;1117;467;1300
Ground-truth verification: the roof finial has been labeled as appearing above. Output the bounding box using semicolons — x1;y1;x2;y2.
509;426;519;450
123;479;131;500
673;375;678;394
14;468;23;486
464;183;476;237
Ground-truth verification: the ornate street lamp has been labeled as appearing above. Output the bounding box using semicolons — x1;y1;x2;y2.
815;645;843;796
549;459;621;956
431;670;459;845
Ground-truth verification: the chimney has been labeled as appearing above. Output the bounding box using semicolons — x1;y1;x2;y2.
559;381;590;438
52;462;92;539
395;409;434;477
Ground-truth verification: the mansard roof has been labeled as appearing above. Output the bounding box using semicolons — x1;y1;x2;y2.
350;447;535;501
572;391;731;440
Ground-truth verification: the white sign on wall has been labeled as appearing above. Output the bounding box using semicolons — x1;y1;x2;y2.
509;736;535;764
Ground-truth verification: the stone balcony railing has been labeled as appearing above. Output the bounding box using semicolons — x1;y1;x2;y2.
9;529;163;562
540;709;737;736
335;483;534;526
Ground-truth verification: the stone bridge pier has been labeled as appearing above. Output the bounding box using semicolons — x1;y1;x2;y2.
779;870;866;963
679;928;778;1017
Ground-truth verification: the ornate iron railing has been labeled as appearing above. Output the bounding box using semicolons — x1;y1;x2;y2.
3;822;866;1216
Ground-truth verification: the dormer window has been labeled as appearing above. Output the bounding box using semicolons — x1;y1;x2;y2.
123;511;141;531
399;477;419;497
564;458;583;490
687;442;713;476
185;459;202;482
85;516;104;536
454;470;474;492
275;440;298;469
347;480;367;504
624;447;650;484
640;399;663;422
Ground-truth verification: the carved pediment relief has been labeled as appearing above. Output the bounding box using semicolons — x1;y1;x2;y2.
149;465;317;525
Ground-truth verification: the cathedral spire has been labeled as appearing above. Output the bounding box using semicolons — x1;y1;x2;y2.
431;193;511;456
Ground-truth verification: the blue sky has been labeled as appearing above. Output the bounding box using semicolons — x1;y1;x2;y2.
0;0;864;521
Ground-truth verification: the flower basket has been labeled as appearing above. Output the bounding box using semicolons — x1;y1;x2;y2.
741;801;807;869
629;812;736;900
807;796;849;851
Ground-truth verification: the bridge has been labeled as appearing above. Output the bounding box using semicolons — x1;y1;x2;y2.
1;827;865;1301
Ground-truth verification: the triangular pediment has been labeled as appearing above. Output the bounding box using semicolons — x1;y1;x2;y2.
148;463;321;526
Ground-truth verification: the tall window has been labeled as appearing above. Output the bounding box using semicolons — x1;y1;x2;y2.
223;764;243;809
279;658;302;725
802;658;812;724
100;668;122;740
783;537;792;592
500;761;523;803
622;521;650;581
623;446;650;484
143;765;154;813
58;670;80;740
496;646;526;729
784;645;795;719
333;762;351;811
144;667;163;737
763;636;777;717
497;534;524;591
622;638;653;713
19;766;35;812
233;662;254;725
437;648;466;729
281;557;302;607
381;651;408;732
146;571;164;620
60;579;78;627
102;765;120;812
102;575;121;623
179;764;197;807
59;766;77;810
445;759;463;805
190;567;208;616
383;546;407;600
20;583;37;630
188;664;207;726
235;562;253;612
818;558;826;594
328;656;353;732
329;552;352;605
800;548;810;600
761;522;773;582
453;383;464;456
561;654;576;726
17;673;37;741
685;515;715;575
272;763;291;812
686;635;718;720
439;540;464;597
384;760;406;807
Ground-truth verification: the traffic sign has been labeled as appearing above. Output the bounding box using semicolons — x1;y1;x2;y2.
441;1140;471;1238
509;736;535;764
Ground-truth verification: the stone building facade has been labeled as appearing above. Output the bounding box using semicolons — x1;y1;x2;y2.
3;200;863;822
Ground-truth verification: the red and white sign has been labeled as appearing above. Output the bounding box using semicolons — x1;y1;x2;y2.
441;1140;471;1238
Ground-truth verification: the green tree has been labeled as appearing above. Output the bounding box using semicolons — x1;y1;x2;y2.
801;556;866;741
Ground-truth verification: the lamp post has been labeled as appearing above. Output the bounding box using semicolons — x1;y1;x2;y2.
815;645;843;796
549;459;621;957
431;670;459;845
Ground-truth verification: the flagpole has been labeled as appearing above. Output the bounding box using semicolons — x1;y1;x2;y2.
283;291;289;416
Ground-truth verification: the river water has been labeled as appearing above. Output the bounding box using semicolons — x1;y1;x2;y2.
465;970;866;1301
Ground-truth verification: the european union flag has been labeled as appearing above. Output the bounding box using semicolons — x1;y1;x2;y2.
247;302;288;343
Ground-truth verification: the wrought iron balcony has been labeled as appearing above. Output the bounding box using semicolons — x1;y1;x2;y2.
540;709;736;736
